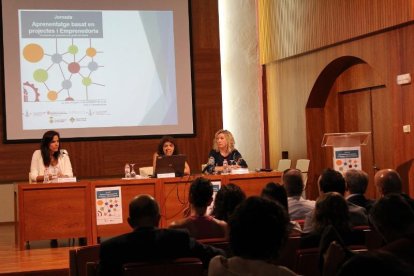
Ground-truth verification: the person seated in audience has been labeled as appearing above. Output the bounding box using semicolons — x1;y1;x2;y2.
211;183;246;222
344;169;374;211
208;196;296;276
170;177;228;239
369;193;414;266
208;129;247;173
153;135;190;175
374;169;414;208
303;168;368;233
261;182;302;235
300;192;365;249
99;194;224;276
30;130;73;183
283;168;315;220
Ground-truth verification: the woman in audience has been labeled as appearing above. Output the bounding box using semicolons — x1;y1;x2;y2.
208;129;247;173
152;135;190;175
261;182;302;235
30;130;73;183
300;192;364;249
208;196;296;276
211;183;246;222
170;177;228;239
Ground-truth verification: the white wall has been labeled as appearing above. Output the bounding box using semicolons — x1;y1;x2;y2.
218;0;263;170
0;184;15;222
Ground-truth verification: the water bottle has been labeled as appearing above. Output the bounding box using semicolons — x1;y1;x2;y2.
124;163;131;178
223;159;228;174
43;168;50;183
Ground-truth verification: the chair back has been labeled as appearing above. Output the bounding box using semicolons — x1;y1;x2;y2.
122;258;203;276
277;159;291;172
198;237;232;256
69;245;100;276
295;247;321;276
277;236;301;270
139;166;154;177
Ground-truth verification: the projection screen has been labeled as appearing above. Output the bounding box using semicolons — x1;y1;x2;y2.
1;0;194;141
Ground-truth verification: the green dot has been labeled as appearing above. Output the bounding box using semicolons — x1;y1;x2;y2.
82;77;92;86
33;69;48;82
68;45;78;55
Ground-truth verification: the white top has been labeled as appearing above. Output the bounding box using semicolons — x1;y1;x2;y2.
208;256;297;276
287;196;315;220
30;149;73;182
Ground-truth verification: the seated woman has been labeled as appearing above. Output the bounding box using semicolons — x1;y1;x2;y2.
261;182;302;235
153;135;190;175
211;183;246;222
208;129;247;173
169;177;228;239
208;196;296;276
30;130;73;183
300;192;365;249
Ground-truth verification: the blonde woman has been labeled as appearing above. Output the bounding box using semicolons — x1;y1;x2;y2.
208;129;247;173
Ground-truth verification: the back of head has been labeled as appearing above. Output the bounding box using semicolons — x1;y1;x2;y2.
344;169;369;194
189;177;213;208
283;168;304;197
128;194;160;228
229;196;289;260
261;182;288;210
319;168;346;195
374;169;402;196
314;192;350;234
337;251;414;276
369;194;414;242
211;183;246;222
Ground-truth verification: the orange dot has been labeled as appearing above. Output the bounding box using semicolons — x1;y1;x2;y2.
23;44;44;63
47;91;58;101
86;47;97;57
97;200;103;206
336;160;343;166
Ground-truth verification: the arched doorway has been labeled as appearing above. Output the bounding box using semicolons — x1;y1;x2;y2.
306;56;392;200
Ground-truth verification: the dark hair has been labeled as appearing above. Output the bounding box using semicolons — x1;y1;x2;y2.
313;192;351;234
261;182;288;210
229;196;289;260
283;168;304;196
319;168;346;195
157;136;179;156
40;130;61;166
129;194;160;227
211;183;246;222
189;177;213;208
344;169;368;194
370;194;414;242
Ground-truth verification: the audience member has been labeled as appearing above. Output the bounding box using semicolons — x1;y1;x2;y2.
374;169;414;208
99;194;224;276
208;196;296;276
369;193;414;266
261;182;302;234
344;169;374;211
303;168;368;233
153;135;190;175
211;183;246;222
283;168;315;220
170;177;228;239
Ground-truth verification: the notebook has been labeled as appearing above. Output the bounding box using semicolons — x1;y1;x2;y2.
154;154;187;177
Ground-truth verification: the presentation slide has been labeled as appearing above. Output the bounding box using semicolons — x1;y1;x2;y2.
2;0;194;141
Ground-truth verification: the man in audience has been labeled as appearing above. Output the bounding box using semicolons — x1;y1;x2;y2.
99;194;224;276
283;168;315;220
303;168;368;233
374;169;414;208
344;169;374;211
170;177;228;239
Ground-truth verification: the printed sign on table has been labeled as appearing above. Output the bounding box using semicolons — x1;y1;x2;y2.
95;186;123;225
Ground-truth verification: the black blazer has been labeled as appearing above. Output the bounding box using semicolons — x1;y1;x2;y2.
347;194;374;211
99;227;223;276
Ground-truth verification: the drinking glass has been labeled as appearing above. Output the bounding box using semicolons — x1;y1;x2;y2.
130;164;136;178
124;163;131;178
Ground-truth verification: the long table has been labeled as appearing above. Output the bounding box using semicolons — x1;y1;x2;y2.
15;172;281;250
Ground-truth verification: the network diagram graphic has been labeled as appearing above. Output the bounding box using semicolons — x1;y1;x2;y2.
22;39;104;102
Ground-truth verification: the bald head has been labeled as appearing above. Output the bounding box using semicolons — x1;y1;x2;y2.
282;169;304;197
128;194;160;229
374;169;402;196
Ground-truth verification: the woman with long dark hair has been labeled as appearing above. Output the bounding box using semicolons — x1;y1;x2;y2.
152;135;190;175
30;130;73;182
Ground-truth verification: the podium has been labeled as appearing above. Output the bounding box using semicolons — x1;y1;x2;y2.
321;132;370;173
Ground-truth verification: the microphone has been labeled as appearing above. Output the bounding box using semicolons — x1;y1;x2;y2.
202;157;215;174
